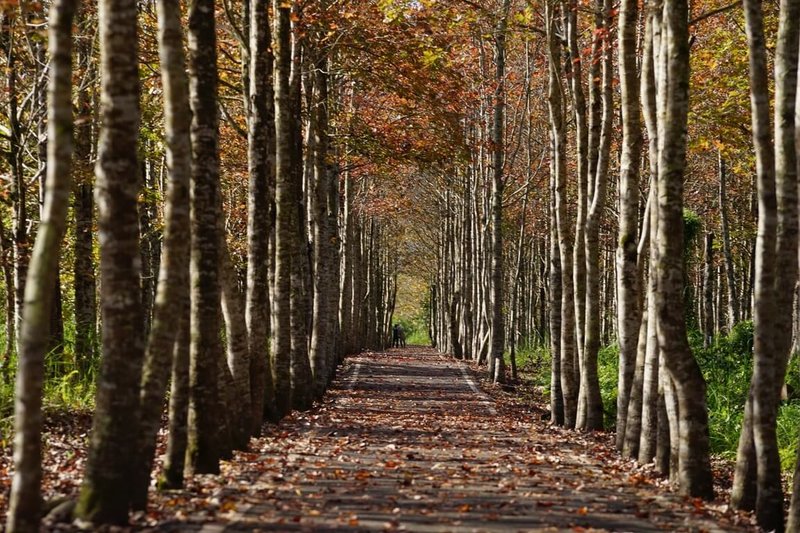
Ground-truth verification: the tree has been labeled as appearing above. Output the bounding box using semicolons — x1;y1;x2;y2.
73;4;97;372
75;0;146;521
731;0;800;528
272;0;295;418
6;0;77;529
186;0;224;475
246;0;277;431
488;0;511;384
615;0;642;449
131;0;193;509
652;0;714;499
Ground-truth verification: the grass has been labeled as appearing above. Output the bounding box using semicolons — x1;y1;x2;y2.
393;313;431;346
511;320;800;471
0;343;97;446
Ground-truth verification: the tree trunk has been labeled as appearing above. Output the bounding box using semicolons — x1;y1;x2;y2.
489;0;510;384
579;0;612;431
309;32;337;399
615;0;643;448
703;233;714;347
272;0;295;418
6;1;77;529
548;0;577;427
159;301;190;490
220;236;252;450
718;153;739;330
246;0;276;430
287;5;313;411
186;0;223;475
653;0;714;499
75;0;146;521
731;0;800;528
130;0;193;508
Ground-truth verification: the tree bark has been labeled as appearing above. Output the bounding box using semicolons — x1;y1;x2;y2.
130;0;193;508
489;0;511;384
309;35;339;398
159;301;190;490
75;0;146;520
220;236;252;450
579;0;612;431
653;0;714;499
6;1;77;529
548;1;577;427
731;0;800;527
718;153;739;330
272;0;294;418
615;0;642;448
703;233;714;347
245;0;276;431
186;0;223;475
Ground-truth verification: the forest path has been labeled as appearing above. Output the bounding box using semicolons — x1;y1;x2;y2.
152;348;752;532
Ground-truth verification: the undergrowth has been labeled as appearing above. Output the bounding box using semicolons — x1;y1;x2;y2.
0;344;96;446
513;320;800;471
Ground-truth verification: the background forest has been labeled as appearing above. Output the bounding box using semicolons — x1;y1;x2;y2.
1;0;800;531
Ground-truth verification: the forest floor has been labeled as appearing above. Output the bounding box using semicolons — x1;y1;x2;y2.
2;347;760;532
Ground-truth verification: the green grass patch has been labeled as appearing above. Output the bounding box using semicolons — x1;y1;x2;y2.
511;320;800;471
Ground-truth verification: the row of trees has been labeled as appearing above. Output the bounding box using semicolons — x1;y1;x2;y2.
417;0;800;532
2;0;404;531
6;0;800;532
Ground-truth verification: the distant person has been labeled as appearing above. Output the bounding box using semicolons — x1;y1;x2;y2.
392;324;400;348
397;324;406;348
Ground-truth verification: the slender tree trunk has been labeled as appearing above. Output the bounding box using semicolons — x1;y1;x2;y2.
220;236;252;450
615;0;642;448
186;0;223;475
1;227;15;378
287;7;313;411
703;233;714;347
548;1;577;426
159;301;190;490
653;0;714;499
6;2;76;529
0;9;18;369
272;0;294;418
73;7;97;368
579;0;612;431
488;0;510;384
75;0;146;520
731;0;800;527
246;0;276;430
718;153;739;330
309;31;336;399
130;0;193;508
563;0;588;407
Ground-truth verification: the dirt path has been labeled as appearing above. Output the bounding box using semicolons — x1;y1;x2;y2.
148;348;755;532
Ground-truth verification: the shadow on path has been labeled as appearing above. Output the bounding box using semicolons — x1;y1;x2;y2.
150;348;754;532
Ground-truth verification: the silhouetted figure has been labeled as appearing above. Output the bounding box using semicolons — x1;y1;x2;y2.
392;324;406;348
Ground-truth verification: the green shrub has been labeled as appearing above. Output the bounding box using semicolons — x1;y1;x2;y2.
509;319;800;471
598;344;619;430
